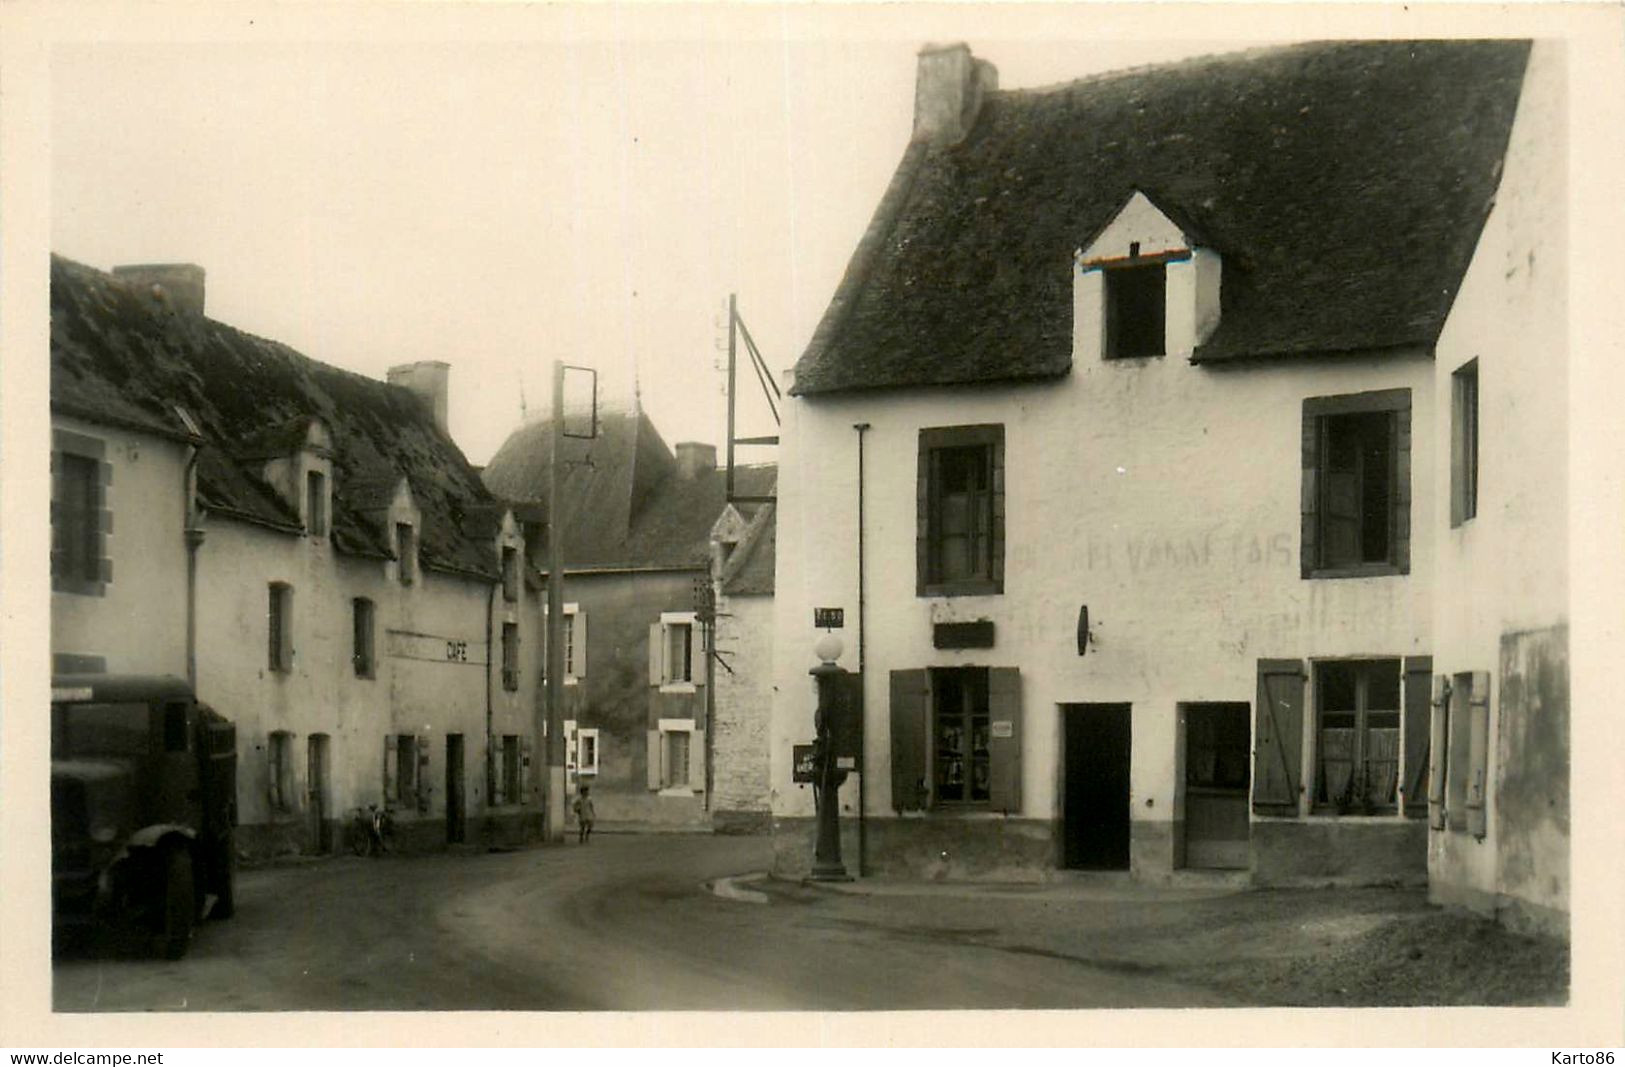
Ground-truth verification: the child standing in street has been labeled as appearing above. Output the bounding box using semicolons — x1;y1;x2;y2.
573;783;595;844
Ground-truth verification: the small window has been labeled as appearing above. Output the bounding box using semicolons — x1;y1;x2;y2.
395;734;418;806
52;435;109;596
502;734;521;805
502;622;520;691
667;622;693;684
664;729;691;789
396;523;416;585
918;425;1005;597
268;730;295;814
1314;659;1401;813
1105;263;1167;359
1451;360;1479;527
353;598;376;678
502;546;519;602
577;728;600;776
306;470;327;537
1302;390;1411;578
268;582;293;672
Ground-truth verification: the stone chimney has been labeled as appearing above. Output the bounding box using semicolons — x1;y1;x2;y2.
112;263;206;316
913;43;998;146
674;441;717;480
387;360;451;434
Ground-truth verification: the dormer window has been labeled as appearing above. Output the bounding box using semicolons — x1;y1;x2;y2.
396;522;417;585
306;470;328;537
502;546;519;602
1104;262;1167;359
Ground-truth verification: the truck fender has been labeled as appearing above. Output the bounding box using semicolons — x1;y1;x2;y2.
125;824;197;851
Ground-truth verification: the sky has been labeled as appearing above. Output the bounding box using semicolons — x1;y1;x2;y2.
49;5;1257;466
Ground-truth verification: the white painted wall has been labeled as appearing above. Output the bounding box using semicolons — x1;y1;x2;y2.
50;415;189;677
773;341;1436;834
1429;40;1567;924
711;591;774;816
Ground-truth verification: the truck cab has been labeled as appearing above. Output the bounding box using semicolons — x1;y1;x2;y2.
51;674;237;958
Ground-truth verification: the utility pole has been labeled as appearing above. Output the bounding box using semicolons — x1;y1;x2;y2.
544;359;567;843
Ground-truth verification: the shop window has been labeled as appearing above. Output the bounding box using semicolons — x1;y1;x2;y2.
1314;659;1401;813
1104;262;1167;359
917;425;1005;597
1451;359;1479;527
889;667;1022;813
268;582;294;672
1301;390;1411;578
352;598;376;678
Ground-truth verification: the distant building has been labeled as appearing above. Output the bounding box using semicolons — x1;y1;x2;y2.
50;257;543;857
770;40;1567;937
482;410;775;832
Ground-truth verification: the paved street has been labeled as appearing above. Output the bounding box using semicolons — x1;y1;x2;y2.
52;834;1564;1012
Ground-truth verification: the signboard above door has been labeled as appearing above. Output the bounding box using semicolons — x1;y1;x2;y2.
814;607;845;629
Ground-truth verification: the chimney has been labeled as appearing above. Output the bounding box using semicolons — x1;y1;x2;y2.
387;360;451;435
912;43;998;146
112;263;206;316
674;441;717;480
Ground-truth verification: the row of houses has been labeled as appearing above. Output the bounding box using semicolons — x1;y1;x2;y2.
49;255;776;855
765;38;1568;939
50;36;1568;941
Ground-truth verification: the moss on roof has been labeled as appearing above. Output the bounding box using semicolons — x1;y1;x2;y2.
50;255;503;577
793;39;1532;395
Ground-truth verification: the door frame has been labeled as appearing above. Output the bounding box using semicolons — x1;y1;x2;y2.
306;733;331;854
1057;702;1133;871
445;733;466;844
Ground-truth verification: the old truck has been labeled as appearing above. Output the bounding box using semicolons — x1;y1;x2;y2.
51;674;238;959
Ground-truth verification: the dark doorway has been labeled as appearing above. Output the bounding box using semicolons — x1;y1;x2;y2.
445;734;465;844
1062;703;1132;870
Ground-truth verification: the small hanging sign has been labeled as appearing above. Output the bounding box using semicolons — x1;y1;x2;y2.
814;607;845;629
990;721;1014;739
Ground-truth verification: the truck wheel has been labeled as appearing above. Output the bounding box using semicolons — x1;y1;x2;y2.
212;835;236;920
160;847;195;960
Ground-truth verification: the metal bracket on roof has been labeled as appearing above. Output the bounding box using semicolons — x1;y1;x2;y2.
725;293;778;505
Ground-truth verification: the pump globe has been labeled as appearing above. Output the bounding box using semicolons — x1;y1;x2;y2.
814;632;844;664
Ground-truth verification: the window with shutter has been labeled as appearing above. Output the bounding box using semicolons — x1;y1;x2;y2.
655;613;700;690
1252;659;1305;815
1451;359;1479;527
1446;672;1474;831
352;598;376;678
1312;659;1401;814
268;583;293;672
416;734;432;813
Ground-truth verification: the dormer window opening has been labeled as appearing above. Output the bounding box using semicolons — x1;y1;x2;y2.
1105;262;1167;359
396;522;417;585
306;470;327;537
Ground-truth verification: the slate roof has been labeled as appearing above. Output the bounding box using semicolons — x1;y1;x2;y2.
50;255;504;577
721;511;775;596
482;409;776;572
792;39;1532;395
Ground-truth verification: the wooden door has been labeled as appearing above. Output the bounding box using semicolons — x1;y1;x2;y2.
1182;703;1250;869
306;734;330;854
1062;703;1132;870
445;734;465;844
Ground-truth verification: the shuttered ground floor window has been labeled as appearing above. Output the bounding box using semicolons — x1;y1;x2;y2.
890;667;1021;814
1253;656;1433;818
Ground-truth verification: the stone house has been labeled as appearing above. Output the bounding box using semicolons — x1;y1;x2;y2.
769;39;1568;936
50;256;545;857
482;408;775;832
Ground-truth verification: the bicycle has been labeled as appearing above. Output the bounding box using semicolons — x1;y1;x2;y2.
348;804;394;857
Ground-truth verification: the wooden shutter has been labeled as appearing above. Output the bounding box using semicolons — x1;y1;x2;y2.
268;734;281;812
916;441;933;595
1402;656;1432;817
693;622;706;688
647;730;662;790
1466;671;1490;839
1300;411;1320;577
1252;659;1305;815
1393;401;1412;574
416;735;432;813
649;624;664;686
519;736;533;805
989;431;1005;593
1428;675;1449;829
486;740;497;808
986;667;1022;813
384;735;397;806
689;728;705;791
889;670;929;813
574;612;587;679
